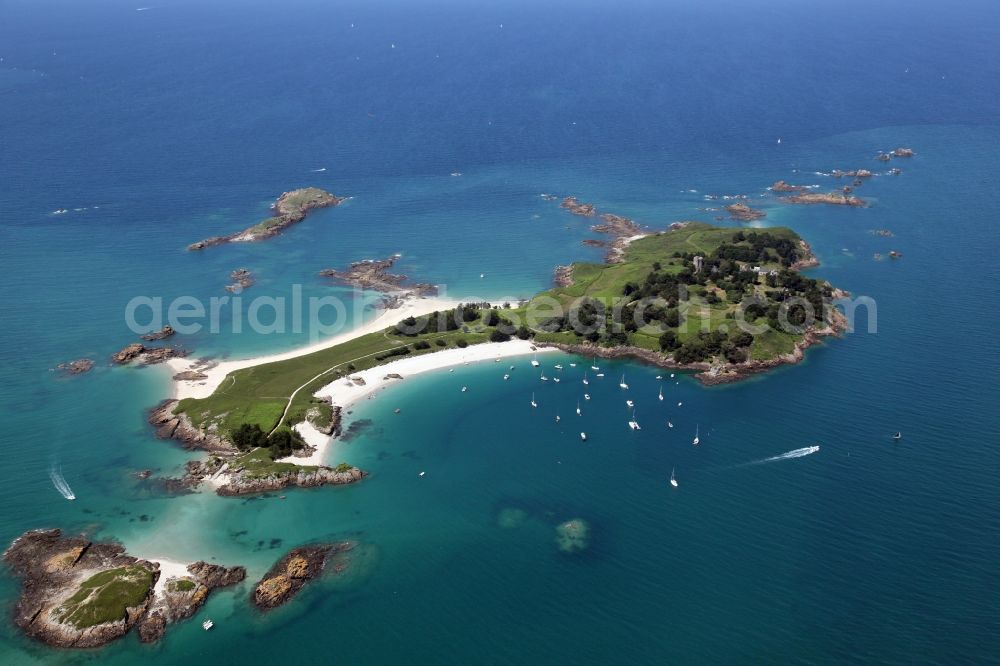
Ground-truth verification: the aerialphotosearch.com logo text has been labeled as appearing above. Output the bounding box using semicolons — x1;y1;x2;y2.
124;284;878;343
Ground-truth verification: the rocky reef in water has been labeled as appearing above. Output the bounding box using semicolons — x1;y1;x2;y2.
725;202;766;221
140;326;176;341
781;192;866;207
54;358;94;375
188;188;344;250
253;543;353;610
225;268;255;293
112;343;187;365
319;254;437;297
555;519;590;553
553;197;645;263
2;529;241;648
559;196;597;216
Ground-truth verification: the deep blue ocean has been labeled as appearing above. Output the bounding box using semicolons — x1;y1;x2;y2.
1;0;998;663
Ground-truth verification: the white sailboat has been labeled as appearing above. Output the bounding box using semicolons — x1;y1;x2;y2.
503;373;509;380
555;415;560;422
576;401;581;416
554;364;563;370
540;373;549;381
667;420;674;428
584;393;591;400
658;386;664;401
628;408;641;430
591;357;600;371
580;432;587;441
582;372;589;385
202;619;214;631
619;374;629;389
531;393;537;408
553;377;561;383
531;355;540;367
461;386;468;392
669;467;678;488
626;399;634;408
692;424;700;446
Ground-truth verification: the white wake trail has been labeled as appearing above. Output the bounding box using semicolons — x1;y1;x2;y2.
49;464;75;500
749;445;820;465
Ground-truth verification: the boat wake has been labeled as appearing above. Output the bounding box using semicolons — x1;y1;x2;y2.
49;464;75;500
744;445;820;466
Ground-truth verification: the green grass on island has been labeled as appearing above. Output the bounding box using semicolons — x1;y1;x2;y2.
176;223;837;447
53;565;154;629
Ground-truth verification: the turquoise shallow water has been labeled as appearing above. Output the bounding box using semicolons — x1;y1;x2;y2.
2;0;999;663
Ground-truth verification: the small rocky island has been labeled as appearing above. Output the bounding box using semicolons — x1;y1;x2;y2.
253;543;353;610
319;255;438;298
188;188;344;251
3;529;243;648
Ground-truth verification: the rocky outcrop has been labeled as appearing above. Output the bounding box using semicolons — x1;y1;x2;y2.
552;197;646;263
55;358;94;375
830;169;873;179
560;196;597;217
253;543;352;610
225;268;255;293
147;399;234;452
3;529;157;648
216;465;365;497
319;255;438;297
725;203;766;221
188;188;344;250
140;326;175;341
770;180;808;193
187;561;247;589
172;370;208;381
781;192;866;207
790;240;820;270
891;147;915;157
112;343;187;366
554;265;574;287
137;561;245;643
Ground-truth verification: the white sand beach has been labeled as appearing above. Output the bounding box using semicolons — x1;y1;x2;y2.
277;340;558;466
147;557;191;598
166;295;464;400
